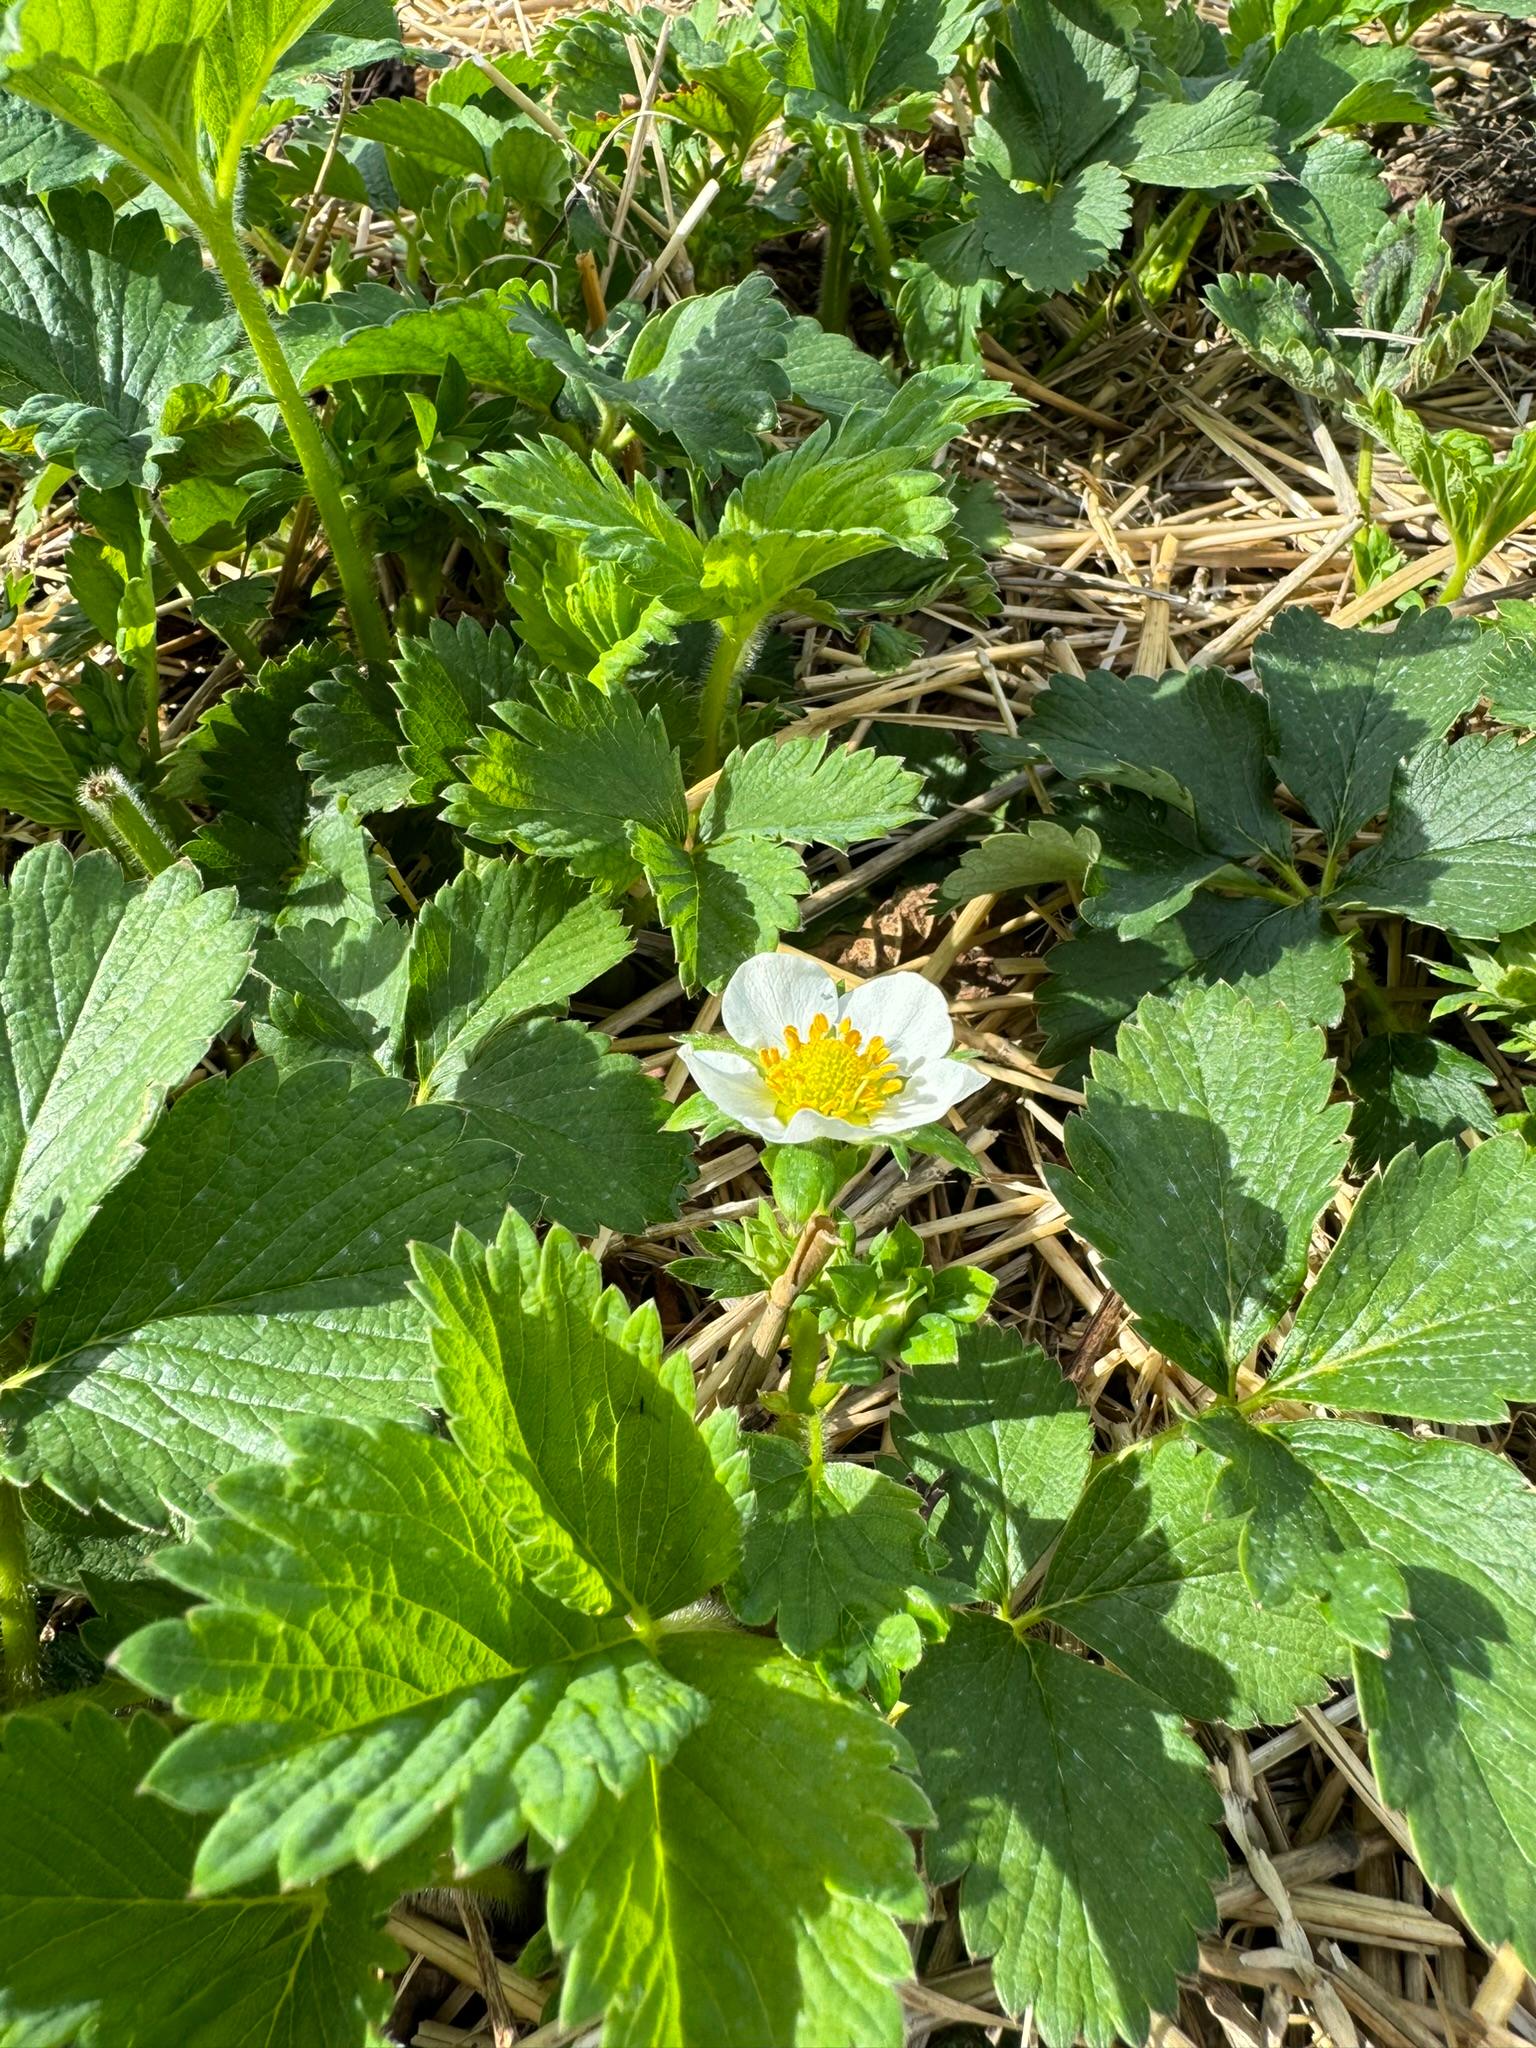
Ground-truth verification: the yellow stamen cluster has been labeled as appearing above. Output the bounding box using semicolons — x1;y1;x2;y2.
759;1013;904;1126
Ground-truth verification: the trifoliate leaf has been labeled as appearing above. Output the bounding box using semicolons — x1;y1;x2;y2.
413;1212;741;1622
1049;982;1348;1393
1117;78;1279;190
727;1432;954;1690
1030;664;1289;859
770;0;987;126
1279;1420;1536;1963
445;679;687;888
1039;894;1351;1068
1346;1031;1497;1168
3;1058;511;1527
904;1616;1224;2048
1039;1435;1343;1725
0;1706;398;2048
634;826;808;993
0;190;240;487
983;5;1138;186
893;1325;1091;1608
291;670;413;813
1339;734;1536;939
1253;607;1484;850
550;1628;929;2048
970;161;1132;297
943;820;1098;905
1076;791;1242;937
299;280;561;406
1192;1410;1408;1656
0;845;250;1329
513;276;792;480
393;615;523;805
1266;1134;1536;1421
0;686;86;827
1204;272;1355;405
116;1417;706;1890
699;734;922;848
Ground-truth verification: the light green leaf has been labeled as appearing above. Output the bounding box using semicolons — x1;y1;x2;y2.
445;680;687;888
1118;78;1279;189
1204;271;1356;405
893;1324;1091;1609
1267;1134;1536;1421
969;160;1132;297
1364;392;1536;577
551;1627;929;2048
3;1058;511;1527
0;687;83;829
770;0;986;126
727;1432;954;1689
115;1416;705;1889
344;93;487;176
413;1212;741;1622
0;844;249;1330
904;1615;1224;2048
300;281;562;406
1254;606;1484;849
634;826;808;992
1039;1435;1343;1725
393;615;522;805
943;821;1098;905
0;1706;398;2048
1340;734;1536;939
1345;1031;1496;1168
292;669;414;813
1049;981;1349;1393
699;734;922;848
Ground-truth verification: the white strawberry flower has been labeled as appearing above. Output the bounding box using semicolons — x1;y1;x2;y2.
679;952;985;1145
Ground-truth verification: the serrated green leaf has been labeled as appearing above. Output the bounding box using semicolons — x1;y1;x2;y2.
550;1627;929;2048
1049;982;1349;1393
770;0;986;126
943;820;1098;905
1266;1134;1536;1421
413;1212;741;1622
1031;664;1288;859
1256;27;1432;150
392;615;522;805
984;3;1138;185
1254;606;1484;849
969;159;1132;296
3;1058;511;1527
300;280;562;407
291;670;413;813
893;1324;1091;1608
1263;133;1389;300
727;1432;955;1689
1346;1031;1497;1168
1039;1435;1343;1725
0;686;86;828
115;1416;706;1889
445;679;687;887
0;1706;398;2048
1118;77;1279;189
635;826;808;992
904;1615;1224;2048
1204;271;1356;405
699;734;922;848
1076;791;1241;937
0;844;250;1329
1339;734;1536;939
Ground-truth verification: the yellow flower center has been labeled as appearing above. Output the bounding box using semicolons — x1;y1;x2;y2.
758;1013;904;1126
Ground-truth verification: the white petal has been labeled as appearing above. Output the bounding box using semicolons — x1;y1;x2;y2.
863;1057;987;1134
839;971;953;1064
680;1047;778;1126
776;1107;874;1145
721;952;838;1051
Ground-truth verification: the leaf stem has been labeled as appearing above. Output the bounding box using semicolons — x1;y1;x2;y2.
0;1477;39;1704
693;612;764;779
1437;554;1471;605
150;512;265;672
818;208;852;334
193;201;394;685
1355;439;1375;521
845;128;896;288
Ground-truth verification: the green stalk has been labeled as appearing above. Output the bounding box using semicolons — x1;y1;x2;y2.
0;1477;39;1704
1043;192;1206;376
150;512;265;672
844;128;896;288
1437;553;1472;605
694;612;765;779
818;207;852;334
1355;439;1375;521
193;202;393;683
76;769;180;877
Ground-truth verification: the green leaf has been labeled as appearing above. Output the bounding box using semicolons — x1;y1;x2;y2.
1340;734;1536;939
1263;133;1389;300
727;1432;954;1689
943;820;1099;905
893;1324;1092;1608
982;4;1138;186
1346;1031;1497;1168
0;686;84;829
1039;1435;1343;1725
0;844;250;1329
0;1706;398;2048
513;276;792;480
969;160;1132;297
3;1058;511;1527
1076;792;1240;937
0;190;239;487
445;679;687;888
115;1416;705;1889
292;669;414;813
300;281;562;407
1267;1134;1536;1422
1117;78;1279;189
1049;981;1349;1393
1030;664;1289;859
1204;272;1356;405
635;827;808;993
904;1615;1224;2048
412;1212;742;1622
1253;606;1484;849
699;734;922;848
1364;393;1536;575
252;912;410;1073
550;1627;929;2048
393;615;522;805
770;0;986;126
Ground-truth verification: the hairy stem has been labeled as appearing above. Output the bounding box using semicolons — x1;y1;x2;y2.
693;613;764;779
195;202;394;683
845;128;896;287
150;512;265;672
0;1477;39;1704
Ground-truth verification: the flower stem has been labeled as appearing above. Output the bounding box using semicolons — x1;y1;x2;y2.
845;129;896;288
194;201;394;684
0;1477;39;1704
